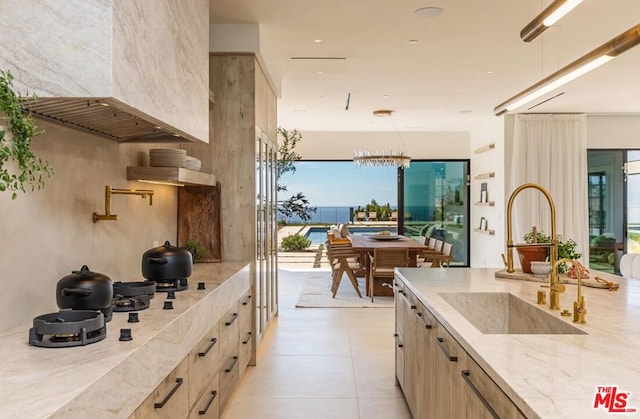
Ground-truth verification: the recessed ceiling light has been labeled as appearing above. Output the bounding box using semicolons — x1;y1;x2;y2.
314;39;322;43
459;110;473;114
415;7;444;17
408;39;419;44
373;109;394;117
317;71;323;75
383;95;390;99
487;71;494;74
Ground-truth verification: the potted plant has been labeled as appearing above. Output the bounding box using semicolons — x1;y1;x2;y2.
517;228;551;273
0;69;53;199
183;238;207;262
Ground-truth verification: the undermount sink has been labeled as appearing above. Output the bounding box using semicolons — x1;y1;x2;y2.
439;292;586;335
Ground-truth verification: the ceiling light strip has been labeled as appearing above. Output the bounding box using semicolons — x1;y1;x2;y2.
494;24;640;115
520;0;584;42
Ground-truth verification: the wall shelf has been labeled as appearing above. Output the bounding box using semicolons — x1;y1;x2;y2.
474;172;495;180
473;143;495;154
474;228;495;235
127;166;216;186
474;201;495;207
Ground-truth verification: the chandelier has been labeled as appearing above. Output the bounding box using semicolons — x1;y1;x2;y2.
353;150;411;168
353;110;412;169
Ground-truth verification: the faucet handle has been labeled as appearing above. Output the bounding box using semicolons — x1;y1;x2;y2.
573;296;587;324
550;282;566;293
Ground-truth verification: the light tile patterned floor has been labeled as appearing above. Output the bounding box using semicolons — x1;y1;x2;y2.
221;269;412;419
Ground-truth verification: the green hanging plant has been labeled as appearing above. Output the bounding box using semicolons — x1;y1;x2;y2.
0;69;53;200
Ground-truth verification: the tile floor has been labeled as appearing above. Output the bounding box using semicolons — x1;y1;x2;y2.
221;268;412;419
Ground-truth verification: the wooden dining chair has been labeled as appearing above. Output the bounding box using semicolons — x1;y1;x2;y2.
440;242;454;267
326;241;363;298
368;248;409;302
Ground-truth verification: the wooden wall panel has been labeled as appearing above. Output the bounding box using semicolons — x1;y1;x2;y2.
177;183;222;262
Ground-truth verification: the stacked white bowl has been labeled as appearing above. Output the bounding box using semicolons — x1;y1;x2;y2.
149;149;201;171
149;149;187;168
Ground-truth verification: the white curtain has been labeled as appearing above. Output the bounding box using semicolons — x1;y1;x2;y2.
508;114;589;264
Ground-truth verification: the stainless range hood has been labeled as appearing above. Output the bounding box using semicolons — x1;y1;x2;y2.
20;97;197;143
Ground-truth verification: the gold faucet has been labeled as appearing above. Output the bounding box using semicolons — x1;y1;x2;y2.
551;258;587;323
93;185;154;222
505;183;562;308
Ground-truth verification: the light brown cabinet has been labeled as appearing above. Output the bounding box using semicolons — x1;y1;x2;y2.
132;284;253;419
188;325;220;419
396;277;526;418
135;358;190;419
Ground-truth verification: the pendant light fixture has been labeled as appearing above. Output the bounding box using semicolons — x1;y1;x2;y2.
495;24;640;115
520;0;584;42
353;110;412;169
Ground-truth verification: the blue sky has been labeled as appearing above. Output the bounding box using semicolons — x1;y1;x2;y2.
279;161;397;207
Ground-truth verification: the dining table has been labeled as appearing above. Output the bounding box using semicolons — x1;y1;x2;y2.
347;234;444;296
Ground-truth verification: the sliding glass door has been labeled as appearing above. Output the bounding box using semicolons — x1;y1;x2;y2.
626;151;640;254
399;160;470;266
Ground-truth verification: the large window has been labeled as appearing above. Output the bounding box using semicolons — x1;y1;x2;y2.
278;161;397;224
399;160;470;266
586;149;640;274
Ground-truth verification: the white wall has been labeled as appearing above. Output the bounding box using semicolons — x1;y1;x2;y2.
296;131;470;160
469;117;506;268
587;115;640;148
0;120;178;332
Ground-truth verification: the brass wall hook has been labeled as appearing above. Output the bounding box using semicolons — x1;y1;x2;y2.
93;185;154;222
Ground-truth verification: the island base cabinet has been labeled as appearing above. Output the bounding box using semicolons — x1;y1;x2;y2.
135;358;190;419
396;276;527;419
463;357;525;419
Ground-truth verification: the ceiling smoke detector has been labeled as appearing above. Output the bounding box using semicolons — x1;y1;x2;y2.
372;109;394;117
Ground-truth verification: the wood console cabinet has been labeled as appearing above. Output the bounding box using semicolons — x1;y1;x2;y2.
395;277;526;418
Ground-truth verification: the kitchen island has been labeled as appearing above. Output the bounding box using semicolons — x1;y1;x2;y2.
0;262;251;419
395;267;640;418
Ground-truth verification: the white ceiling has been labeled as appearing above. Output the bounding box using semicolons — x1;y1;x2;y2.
210;0;640;132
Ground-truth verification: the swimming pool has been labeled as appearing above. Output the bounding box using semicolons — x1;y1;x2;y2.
305;226;398;245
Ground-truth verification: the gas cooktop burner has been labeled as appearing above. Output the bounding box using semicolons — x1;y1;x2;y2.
113;294;151;312
154;278;188;292
113;281;156;299
29;310;106;348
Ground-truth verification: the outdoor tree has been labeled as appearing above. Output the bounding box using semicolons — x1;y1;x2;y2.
277;127;316;222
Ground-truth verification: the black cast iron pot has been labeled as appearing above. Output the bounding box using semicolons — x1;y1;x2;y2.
56;265;114;310
142;241;193;281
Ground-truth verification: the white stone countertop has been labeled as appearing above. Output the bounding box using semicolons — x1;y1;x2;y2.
0;262;250;419
395;267;640;419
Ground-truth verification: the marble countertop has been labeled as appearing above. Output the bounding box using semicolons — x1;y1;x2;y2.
395;267;640;419
0;262;250;419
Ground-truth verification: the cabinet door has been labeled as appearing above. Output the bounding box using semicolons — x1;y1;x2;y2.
188;324;220;411
219;304;240;411
463;356;522;419
135;357;189;419
393;278;408;389
434;322;467;419
411;301;437;419
189;389;219;419
238;290;254;377
401;288;418;412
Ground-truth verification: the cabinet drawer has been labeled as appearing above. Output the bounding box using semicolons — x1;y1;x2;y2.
239;329;253;376
219;354;239;411
189;324;220;410
135;357;189;419
463;357;521;419
220;304;239;361
189;386;220;419
394;330;405;390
